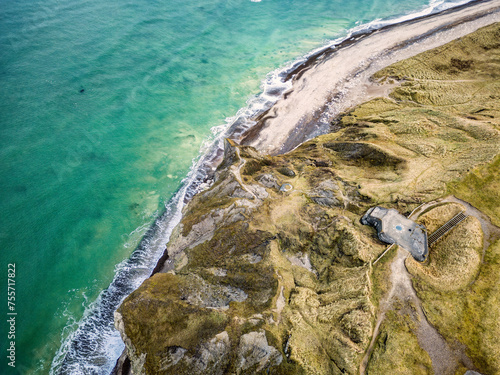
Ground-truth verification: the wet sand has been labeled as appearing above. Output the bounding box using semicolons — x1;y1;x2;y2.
240;0;500;155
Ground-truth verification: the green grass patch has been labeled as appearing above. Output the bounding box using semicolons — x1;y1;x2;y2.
366;308;432;374
448;153;500;226
410;239;500;374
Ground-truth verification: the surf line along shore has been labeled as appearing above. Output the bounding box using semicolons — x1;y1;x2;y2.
237;0;500;156
110;1;500;373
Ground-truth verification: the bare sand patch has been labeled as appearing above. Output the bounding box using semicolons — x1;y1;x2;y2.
241;0;500;155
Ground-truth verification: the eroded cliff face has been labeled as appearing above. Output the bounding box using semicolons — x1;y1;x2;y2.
115;23;500;375
115;136;384;374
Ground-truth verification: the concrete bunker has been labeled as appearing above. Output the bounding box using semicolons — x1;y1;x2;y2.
361;206;428;262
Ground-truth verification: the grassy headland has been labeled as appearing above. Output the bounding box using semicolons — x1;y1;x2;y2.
116;23;500;375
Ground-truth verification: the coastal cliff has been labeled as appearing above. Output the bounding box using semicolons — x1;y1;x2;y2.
114;22;500;375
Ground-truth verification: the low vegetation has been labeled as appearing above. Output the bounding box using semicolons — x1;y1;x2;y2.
408;239;500;374
448;154;500;227
366;305;433;375
116;23;500;374
416;202;464;233
407;205;482;291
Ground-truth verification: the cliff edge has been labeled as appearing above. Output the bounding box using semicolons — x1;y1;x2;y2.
114;22;500;375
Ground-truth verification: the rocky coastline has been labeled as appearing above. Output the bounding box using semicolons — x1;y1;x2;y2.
112;6;500;375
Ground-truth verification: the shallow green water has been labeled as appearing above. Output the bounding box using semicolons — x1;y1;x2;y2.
0;0;469;373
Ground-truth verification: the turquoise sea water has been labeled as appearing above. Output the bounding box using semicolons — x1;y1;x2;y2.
0;0;472;373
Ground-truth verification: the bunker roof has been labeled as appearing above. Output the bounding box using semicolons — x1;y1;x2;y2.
361;206;428;262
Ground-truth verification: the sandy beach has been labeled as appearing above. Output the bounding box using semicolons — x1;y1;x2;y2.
240;0;500;155
111;1;500;372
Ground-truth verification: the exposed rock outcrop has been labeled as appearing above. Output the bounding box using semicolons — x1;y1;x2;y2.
115;23;500;375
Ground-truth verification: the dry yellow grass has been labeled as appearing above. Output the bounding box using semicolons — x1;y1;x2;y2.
417;202;465;233
366;308;432;375
410;239;500;374
448;153;500;227
407;216;482;291
117;23;500;375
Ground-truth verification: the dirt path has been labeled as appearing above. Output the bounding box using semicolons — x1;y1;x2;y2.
360;195;500;374
232;146;257;200
441;196;500;260
360;246;458;374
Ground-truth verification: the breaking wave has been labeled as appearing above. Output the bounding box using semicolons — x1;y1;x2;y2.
50;0;476;373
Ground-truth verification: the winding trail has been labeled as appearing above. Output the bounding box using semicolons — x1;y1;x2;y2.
360;246;459;374
232;146;258;200
360;195;500;374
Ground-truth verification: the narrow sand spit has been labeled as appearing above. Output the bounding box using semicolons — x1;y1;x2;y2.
240;0;500;155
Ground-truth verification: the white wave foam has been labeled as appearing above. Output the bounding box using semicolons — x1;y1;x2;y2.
50;0;477;373
213;0;478;145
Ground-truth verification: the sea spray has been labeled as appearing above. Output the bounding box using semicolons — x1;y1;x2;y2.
49;0;478;372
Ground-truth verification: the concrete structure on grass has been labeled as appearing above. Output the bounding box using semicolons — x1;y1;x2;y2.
361;206;428;262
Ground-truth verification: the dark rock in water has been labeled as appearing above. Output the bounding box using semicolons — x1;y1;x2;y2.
265;87;283;97
14;185;27;193
110;350;131;375
150;246;170;276
79;88;85;93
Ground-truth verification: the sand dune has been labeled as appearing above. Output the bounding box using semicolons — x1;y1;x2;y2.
241;0;500;155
